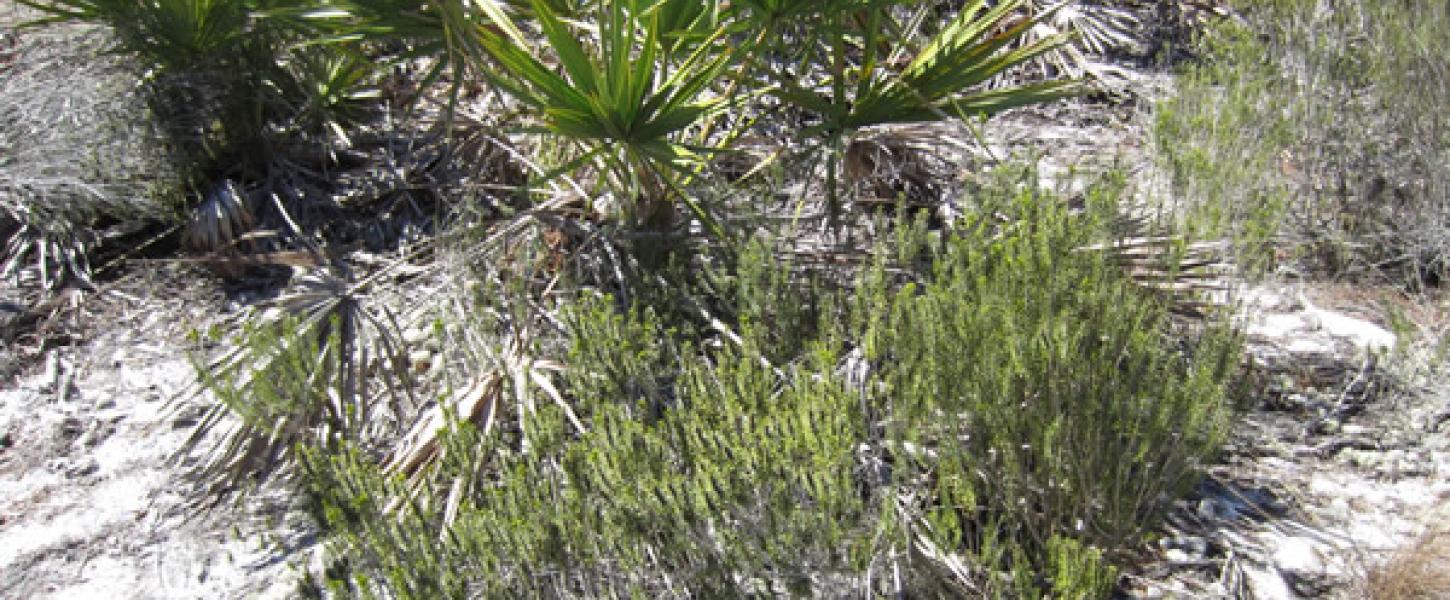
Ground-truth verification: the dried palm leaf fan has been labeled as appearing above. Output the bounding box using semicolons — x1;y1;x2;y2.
844;123;975;222
1079;221;1232;316
180;266;419;503
183;179;255;252
1005;1;1145;80
0;182;103;290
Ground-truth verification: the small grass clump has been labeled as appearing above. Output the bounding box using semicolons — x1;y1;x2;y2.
1362;522;1450;600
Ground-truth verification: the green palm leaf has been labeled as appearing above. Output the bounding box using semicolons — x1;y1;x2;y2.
466;0;736;234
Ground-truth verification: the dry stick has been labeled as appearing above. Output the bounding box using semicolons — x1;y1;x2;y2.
899;493;982;596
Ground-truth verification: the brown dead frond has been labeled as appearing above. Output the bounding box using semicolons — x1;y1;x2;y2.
845;124;971;218
1079;235;1233;316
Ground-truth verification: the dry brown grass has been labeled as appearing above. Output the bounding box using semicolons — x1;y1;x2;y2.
1363;523;1450;600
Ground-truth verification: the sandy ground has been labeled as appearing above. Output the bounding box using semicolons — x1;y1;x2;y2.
1123;286;1450;599
0;267;315;600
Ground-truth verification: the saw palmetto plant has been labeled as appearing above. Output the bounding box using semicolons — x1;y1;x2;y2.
466;0;737;234
184;267;420;498
775;0;1080;132
750;0;1083;215
294;0;1083;234
269;44;382;141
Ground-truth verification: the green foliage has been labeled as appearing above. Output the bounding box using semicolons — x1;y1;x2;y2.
1157;0;1450;286
1153;18;1292;275
773;0;1080;133
560;298;678;420
298;175;1240;597
305;297;870;597
1045;535;1117;600
703;239;828;365
19;0;1250;593
856;185;1239;595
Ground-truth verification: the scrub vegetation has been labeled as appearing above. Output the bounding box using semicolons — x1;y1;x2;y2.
6;0;1442;597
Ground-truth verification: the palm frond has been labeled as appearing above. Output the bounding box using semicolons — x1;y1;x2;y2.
1019;1;1143;80
183;179;255;252
182;267;419;500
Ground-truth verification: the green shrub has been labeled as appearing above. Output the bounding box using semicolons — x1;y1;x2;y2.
857;186;1239;595
303;300;871;597
297;176;1239;598
1152;18;1293;275
1157;0;1450;287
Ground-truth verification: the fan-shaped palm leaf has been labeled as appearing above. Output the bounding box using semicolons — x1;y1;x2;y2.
182;267;419;499
778;0;1081;132
468;0;736;233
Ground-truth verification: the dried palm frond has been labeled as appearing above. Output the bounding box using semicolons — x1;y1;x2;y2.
181;181;598;505
183;179;255;252
368;183;624;526
1049;2;1142;56
181;266;419;501
2;24;180;290
0;180;105;290
1079;235;1233;315
1009;1;1144;80
844;123;974;221
379;340;578;526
